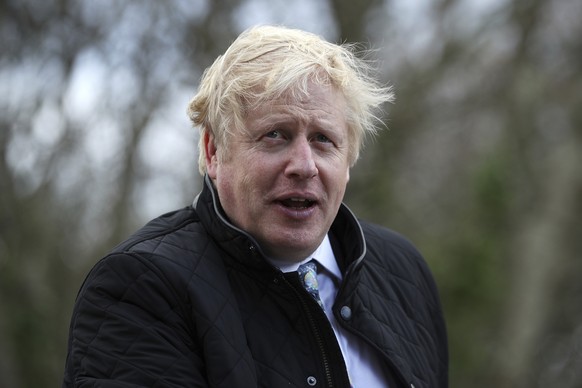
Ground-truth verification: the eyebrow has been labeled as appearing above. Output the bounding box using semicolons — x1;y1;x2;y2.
255;111;341;130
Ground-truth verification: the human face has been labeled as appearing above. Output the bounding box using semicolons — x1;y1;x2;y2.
205;81;351;262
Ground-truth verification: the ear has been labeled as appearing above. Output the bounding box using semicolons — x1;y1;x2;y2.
204;130;219;179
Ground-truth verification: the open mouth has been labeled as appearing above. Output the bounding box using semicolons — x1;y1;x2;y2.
279;198;316;209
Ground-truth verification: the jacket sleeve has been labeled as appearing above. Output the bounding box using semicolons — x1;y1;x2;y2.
418;255;449;388
63;253;208;387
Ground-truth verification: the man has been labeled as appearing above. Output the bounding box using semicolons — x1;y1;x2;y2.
63;25;448;387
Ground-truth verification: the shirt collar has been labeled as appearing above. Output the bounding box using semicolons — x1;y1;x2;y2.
269;235;342;281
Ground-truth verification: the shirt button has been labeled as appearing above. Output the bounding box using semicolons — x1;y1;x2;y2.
340;306;352;320
307;376;317;386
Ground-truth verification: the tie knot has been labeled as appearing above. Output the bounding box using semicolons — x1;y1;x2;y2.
297;261;324;309
298;261;318;289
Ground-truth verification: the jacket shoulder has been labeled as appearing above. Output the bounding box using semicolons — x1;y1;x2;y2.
360;222;425;272
65;206;255;387
359;221;442;309
113;206;198;251
354;221;448;387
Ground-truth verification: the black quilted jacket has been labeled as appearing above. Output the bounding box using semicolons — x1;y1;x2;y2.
63;177;448;388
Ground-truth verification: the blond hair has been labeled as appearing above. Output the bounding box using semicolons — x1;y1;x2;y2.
188;25;394;174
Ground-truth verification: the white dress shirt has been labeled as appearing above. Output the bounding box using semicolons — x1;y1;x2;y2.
269;235;390;388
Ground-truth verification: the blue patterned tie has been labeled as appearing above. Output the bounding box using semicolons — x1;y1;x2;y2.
297;261;324;309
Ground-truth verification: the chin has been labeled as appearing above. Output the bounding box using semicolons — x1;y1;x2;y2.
270;241;320;261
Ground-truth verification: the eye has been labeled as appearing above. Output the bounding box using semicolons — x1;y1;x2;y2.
265;130;282;139
314;133;333;144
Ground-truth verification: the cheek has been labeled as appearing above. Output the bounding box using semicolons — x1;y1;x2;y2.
323;162;350;184
328;168;350;201
242;152;278;181
218;161;259;206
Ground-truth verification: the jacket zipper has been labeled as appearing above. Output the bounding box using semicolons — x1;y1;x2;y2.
283;276;334;387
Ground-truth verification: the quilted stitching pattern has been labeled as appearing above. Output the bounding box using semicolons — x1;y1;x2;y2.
64;210;257;387
337;222;448;388
63;187;447;387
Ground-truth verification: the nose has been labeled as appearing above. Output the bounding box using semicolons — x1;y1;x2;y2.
284;138;318;179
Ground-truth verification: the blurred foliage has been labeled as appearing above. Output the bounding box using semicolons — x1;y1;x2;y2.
1;0;581;387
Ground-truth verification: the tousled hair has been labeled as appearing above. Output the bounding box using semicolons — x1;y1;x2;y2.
187;25;394;174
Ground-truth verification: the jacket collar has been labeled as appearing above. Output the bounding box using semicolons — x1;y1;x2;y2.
194;174;367;274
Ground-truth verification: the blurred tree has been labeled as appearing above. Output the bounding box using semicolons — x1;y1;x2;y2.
344;0;582;386
0;0;240;386
1;0;581;387
329;0;383;42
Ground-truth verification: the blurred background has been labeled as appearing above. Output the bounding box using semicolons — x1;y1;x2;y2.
1;0;580;386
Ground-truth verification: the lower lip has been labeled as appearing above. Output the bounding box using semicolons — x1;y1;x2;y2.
276;203;317;220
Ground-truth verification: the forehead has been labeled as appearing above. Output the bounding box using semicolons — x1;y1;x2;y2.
245;81;347;127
